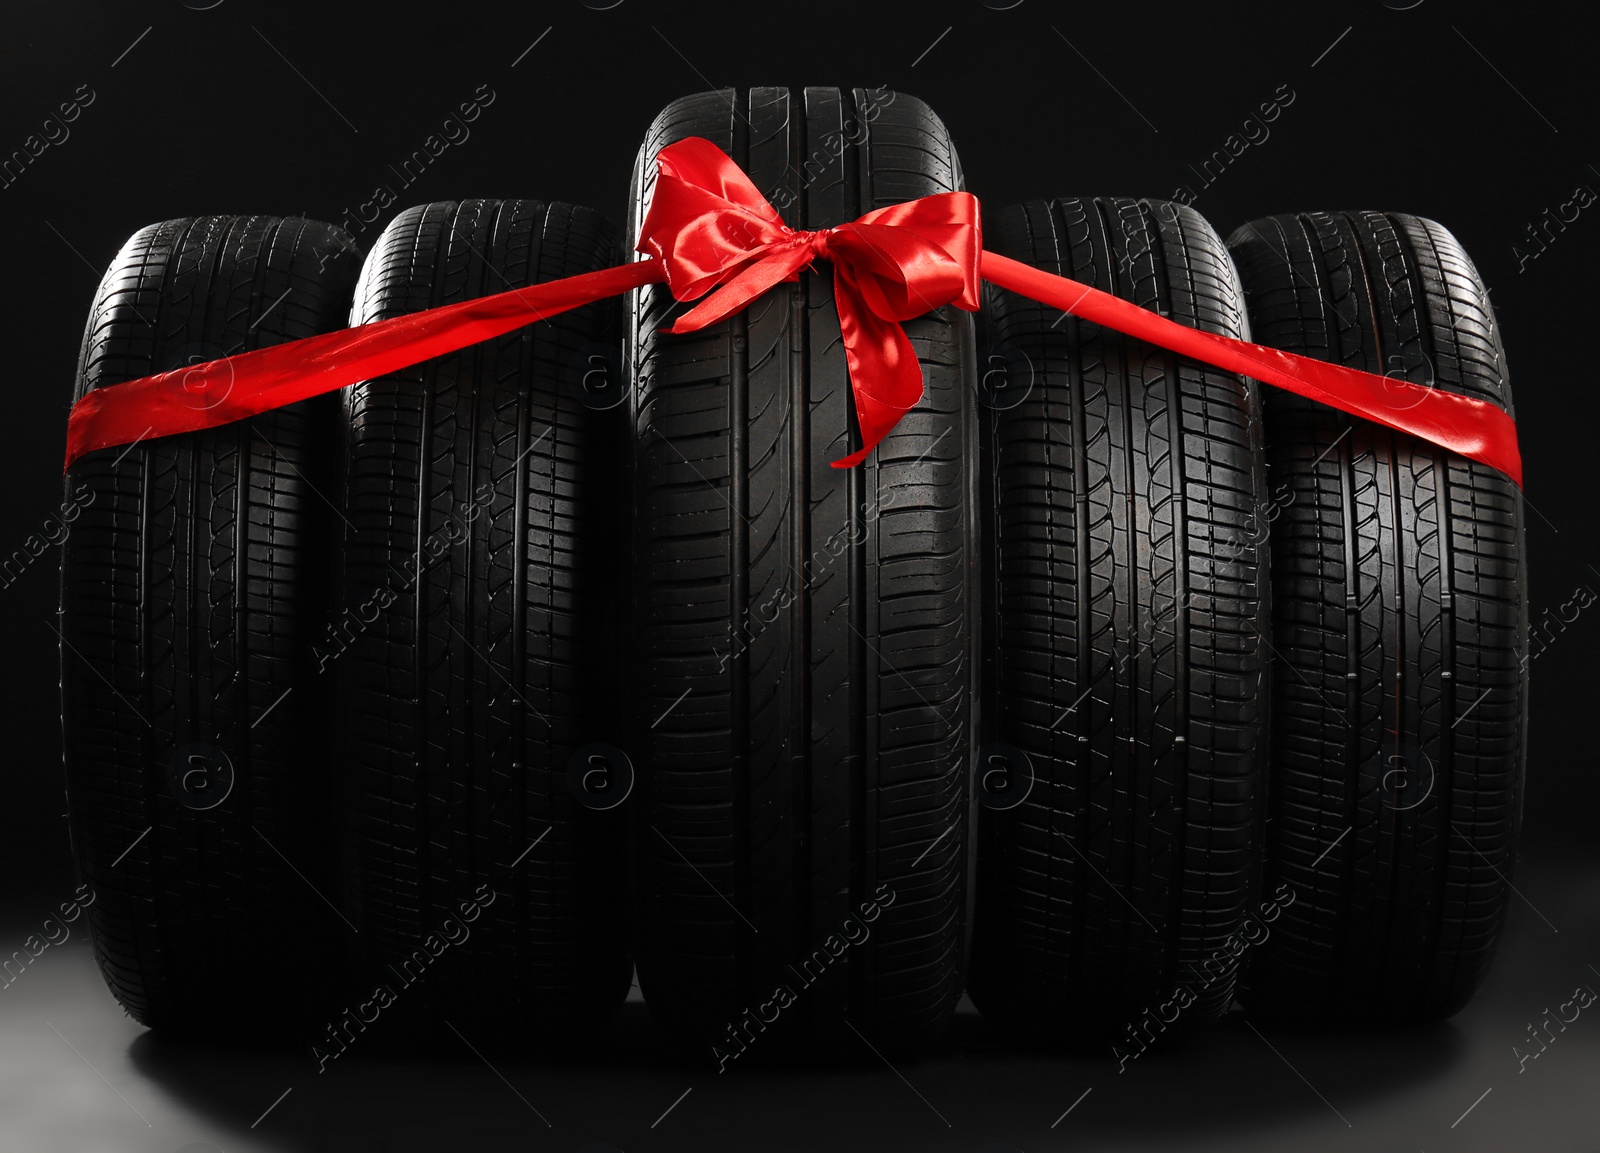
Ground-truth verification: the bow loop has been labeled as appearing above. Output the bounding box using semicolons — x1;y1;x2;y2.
636;137;982;467
827;219;974;322
845;192;983;314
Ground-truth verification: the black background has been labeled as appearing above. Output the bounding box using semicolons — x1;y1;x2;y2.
0;1;1595;1148
8;0;1593;894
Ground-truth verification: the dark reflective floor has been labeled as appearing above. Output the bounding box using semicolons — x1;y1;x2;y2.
2;843;1596;1152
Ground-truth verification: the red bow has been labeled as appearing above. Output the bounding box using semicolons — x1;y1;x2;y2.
637;137;981;467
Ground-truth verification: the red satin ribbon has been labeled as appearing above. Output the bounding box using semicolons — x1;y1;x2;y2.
979;252;1521;483
63;137;1522;486
63;261;666;468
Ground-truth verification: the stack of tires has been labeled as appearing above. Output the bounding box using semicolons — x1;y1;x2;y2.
59;87;1527;1062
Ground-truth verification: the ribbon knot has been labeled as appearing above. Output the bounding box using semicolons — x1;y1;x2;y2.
636;136;982;467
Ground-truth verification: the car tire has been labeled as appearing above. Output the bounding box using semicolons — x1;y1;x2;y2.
61;215;361;1035
1226;211;1528;1024
335;199;632;1042
624;86;978;1060
969;197;1272;1051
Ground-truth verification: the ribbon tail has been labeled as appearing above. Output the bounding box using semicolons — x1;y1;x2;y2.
829;268;926;469
979;251;1523;487
65;259;669;471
